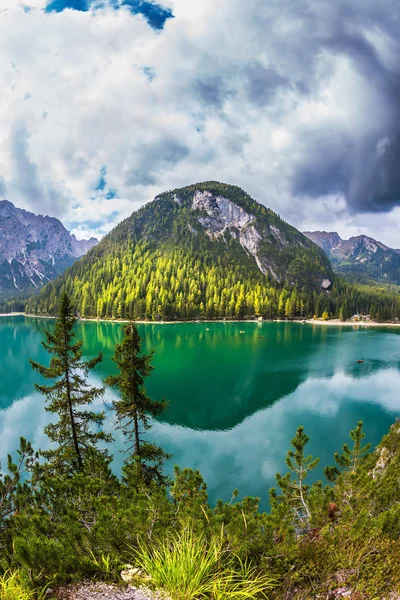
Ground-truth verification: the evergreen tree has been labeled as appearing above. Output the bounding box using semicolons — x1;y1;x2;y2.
273;426;319;529
105;322;170;486
31;292;111;473
0;437;37;527
325;421;370;482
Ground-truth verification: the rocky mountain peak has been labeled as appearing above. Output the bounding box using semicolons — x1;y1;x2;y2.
0;200;98;291
303;231;342;254
304;229;400;285
174;184;330;288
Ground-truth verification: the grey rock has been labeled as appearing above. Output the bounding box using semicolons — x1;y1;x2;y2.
0;200;98;291
192;190;270;275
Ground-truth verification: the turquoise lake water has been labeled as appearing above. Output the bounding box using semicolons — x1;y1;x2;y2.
1;316;400;508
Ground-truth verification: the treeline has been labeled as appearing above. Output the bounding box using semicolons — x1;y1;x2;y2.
0;291;28;313
25;242;400;321
1;295;400;599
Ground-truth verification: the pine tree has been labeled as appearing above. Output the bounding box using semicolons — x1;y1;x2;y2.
105;322;170;486
31;292;111;474
273;426;320;529
0;437;37;527
325;421;370;482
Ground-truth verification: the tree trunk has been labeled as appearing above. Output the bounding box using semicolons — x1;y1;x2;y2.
64;331;83;471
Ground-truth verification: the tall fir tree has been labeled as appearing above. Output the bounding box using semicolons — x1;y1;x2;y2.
105;322;170;486
31;291;111;473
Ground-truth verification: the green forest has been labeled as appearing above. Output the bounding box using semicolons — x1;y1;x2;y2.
1;295;400;599
25;251;400;322
23;182;400;323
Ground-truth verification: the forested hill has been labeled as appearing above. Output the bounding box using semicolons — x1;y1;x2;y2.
26;182;400;321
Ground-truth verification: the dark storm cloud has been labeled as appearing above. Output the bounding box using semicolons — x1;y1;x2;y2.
292;128;354;198
272;0;400;213
348;134;400;213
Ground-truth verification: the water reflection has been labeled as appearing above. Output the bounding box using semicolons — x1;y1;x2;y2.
1;317;400;508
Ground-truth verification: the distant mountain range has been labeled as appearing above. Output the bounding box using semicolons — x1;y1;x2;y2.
27;182;333;319
0;200;98;292
304;231;400;285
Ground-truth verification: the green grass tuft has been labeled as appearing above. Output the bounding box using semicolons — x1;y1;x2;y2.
133;528;276;600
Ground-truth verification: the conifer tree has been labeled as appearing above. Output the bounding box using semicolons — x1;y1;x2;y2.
0;437;37;527
325;421;370;482
105;322;170;486
31;291;110;473
273;426;319;528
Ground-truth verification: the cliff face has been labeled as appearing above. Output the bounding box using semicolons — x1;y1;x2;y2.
0;200;98;291
182;186;332;287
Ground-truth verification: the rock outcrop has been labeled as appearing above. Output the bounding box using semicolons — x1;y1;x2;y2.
191;189;330;286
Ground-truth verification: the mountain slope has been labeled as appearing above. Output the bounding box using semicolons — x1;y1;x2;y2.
304;230;400;284
0;200;98;292
27;182;334;319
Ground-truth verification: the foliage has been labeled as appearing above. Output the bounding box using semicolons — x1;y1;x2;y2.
104;322;170;486
0;570;49;600
325;421;370;482
133;528;276;600
30;291;111;473
3;311;400;598
271;426;320;532
25;182;400;323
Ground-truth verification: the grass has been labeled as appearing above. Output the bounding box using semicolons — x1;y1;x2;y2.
133;528;276;600
0;571;49;600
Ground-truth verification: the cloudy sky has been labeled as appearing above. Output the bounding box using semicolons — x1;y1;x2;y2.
1;0;400;245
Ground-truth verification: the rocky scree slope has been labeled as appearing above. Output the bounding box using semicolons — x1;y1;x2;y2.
0;200;98;291
304;230;400;285
28;182;333;317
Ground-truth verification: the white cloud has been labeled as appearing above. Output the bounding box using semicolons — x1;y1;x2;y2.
0;0;400;243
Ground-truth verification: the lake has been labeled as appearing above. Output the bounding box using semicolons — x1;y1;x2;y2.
1;316;400;509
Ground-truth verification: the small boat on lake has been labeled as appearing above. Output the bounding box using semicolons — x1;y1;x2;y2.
357;359;365;364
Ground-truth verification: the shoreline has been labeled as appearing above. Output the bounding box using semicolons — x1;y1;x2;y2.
1;312;400;328
303;318;400;328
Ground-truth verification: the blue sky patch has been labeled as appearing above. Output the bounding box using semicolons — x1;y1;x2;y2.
45;0;174;30
95;167;118;201
105;189;117;200
96;166;107;192
46;0;89;12
142;66;156;81
119;0;173;29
